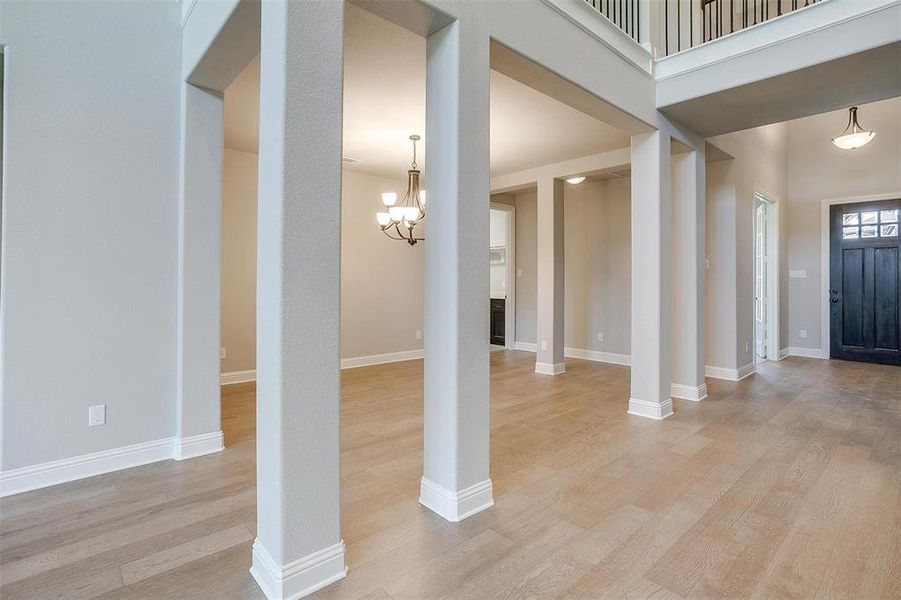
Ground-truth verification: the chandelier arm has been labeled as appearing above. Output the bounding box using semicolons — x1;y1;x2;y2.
380;227;406;241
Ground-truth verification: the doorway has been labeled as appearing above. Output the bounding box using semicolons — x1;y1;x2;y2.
489;202;515;349
829;198;901;364
753;189;780;362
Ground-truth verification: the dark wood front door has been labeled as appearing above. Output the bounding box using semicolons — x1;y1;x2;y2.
830;199;901;365
490;298;505;346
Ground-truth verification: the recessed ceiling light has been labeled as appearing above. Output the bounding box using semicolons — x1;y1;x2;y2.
566;176;586;185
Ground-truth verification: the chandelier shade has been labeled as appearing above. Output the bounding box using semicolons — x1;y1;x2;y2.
832;107;876;150
376;135;425;245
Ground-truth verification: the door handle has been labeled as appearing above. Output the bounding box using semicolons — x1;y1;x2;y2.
831;297;839;303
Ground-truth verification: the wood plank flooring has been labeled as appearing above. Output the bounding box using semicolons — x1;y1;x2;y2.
1;351;899;599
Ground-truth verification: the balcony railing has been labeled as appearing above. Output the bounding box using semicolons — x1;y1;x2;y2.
664;0;824;55
584;0;642;44
583;0;825;57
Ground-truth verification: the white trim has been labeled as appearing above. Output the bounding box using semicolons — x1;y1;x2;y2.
534;361;567;375
628;397;674;420
174;431;224;460
788;346;829;359
754;186;781;362
340;349;424;369
1;437;174;497
220;350;427;382
418;477;494;523
737;362;756;380
779;347;790;360
704;362;756;381
513;341;538;352
670;383;708;401
491;201;516;350
539;0;653;75
564;346;632;366
820;192;901;361
655;0;898;81
221;369;256;385
250;539;347;600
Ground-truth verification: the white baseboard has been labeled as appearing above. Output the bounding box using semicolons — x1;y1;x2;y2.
778;347;790;360
1;430;226;497
534;361;566;375
564;347;631;366
788;346;828;359
340;349;424;370
670;383;708;401
419;477;494;523
1;437;175;497
513;341;538;352
221;369;256;385
220;350;426;384
704;362;756;381
514;342;631;367
174;431;224;460
250;538;347;600
628;397;674;420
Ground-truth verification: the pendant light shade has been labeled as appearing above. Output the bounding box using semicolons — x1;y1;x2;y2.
832;107;876;150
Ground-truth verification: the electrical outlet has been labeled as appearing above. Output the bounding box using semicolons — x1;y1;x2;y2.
745;340;750;353
517;268;522;277
597;332;604;342
540;340;548;351
88;404;106;427
416;330;422;340
799;329;808;339
705;258;710;270
219;347;227;360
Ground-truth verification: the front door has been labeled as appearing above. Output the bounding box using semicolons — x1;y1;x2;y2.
830;199;901;364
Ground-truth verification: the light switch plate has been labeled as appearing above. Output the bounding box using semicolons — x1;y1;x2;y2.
790;269;807;279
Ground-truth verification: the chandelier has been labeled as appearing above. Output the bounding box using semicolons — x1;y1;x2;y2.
376;135;426;245
832;107;876;150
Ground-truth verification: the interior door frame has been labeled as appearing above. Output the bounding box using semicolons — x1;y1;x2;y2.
820;191;901;359
490;201;516;350
753;185;780;361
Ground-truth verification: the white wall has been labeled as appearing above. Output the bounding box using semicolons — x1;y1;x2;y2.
785;97;901;352
489;208;508;300
0;1;182;470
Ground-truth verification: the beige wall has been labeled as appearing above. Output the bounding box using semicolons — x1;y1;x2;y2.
708;123;788;369
564;178;631;355
221;149;258;373
785;97;901;352
220;160;420;372
493;180;631;355
340;169;424;359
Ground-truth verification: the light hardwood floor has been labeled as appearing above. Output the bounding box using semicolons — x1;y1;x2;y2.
2;351;900;599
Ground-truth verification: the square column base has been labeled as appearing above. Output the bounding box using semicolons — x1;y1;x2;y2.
419;477;494;522
534;362;566;375
670;383;708;402
250;539;347;600
628;397;674;420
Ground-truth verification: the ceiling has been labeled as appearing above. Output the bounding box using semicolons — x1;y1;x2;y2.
223;3;629;179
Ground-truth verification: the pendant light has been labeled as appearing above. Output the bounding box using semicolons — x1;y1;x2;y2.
832;107;876;150
376;135;426;245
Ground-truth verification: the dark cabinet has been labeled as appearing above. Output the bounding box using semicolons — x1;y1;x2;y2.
490;298;505;346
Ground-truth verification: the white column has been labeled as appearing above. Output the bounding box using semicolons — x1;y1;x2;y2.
629;130;674;420
175;82;224;459
420;18;494;523
535;177;566;375
671;148;707;401
251;2;346;599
